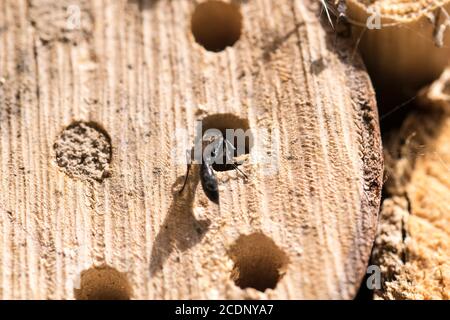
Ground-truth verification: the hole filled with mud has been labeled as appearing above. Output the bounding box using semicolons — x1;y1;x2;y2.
54;121;112;182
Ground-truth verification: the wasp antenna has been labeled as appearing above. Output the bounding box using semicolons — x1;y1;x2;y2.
320;0;334;29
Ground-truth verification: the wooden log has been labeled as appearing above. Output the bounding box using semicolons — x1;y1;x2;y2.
374;67;450;299
0;0;383;299
345;0;450;99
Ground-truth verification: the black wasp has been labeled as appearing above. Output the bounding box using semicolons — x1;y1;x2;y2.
179;132;247;204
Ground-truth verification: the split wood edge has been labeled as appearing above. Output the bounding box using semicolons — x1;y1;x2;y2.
374;67;450;299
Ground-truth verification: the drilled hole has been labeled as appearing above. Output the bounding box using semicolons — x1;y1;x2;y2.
191;0;242;52
54;121;112;182
229;233;289;292
201;113;252;172
74;266;131;300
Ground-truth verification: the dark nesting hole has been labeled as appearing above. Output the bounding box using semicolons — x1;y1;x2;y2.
228;233;289;292
354;272;374;300
191;0;242;52
74;265;131;300
201;113;252;172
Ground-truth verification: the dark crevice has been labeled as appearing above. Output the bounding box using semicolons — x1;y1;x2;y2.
401;193;412;264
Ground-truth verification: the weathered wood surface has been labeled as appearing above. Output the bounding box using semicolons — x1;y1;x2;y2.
0;0;382;299
374;67;450;299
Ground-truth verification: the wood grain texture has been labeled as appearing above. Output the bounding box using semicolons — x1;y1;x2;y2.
0;0;383;299
375;67;450;300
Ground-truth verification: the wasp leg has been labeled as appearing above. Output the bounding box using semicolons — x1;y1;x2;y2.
232;163;248;180
179;163;192;194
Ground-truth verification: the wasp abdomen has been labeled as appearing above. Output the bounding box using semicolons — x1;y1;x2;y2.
200;162;219;204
